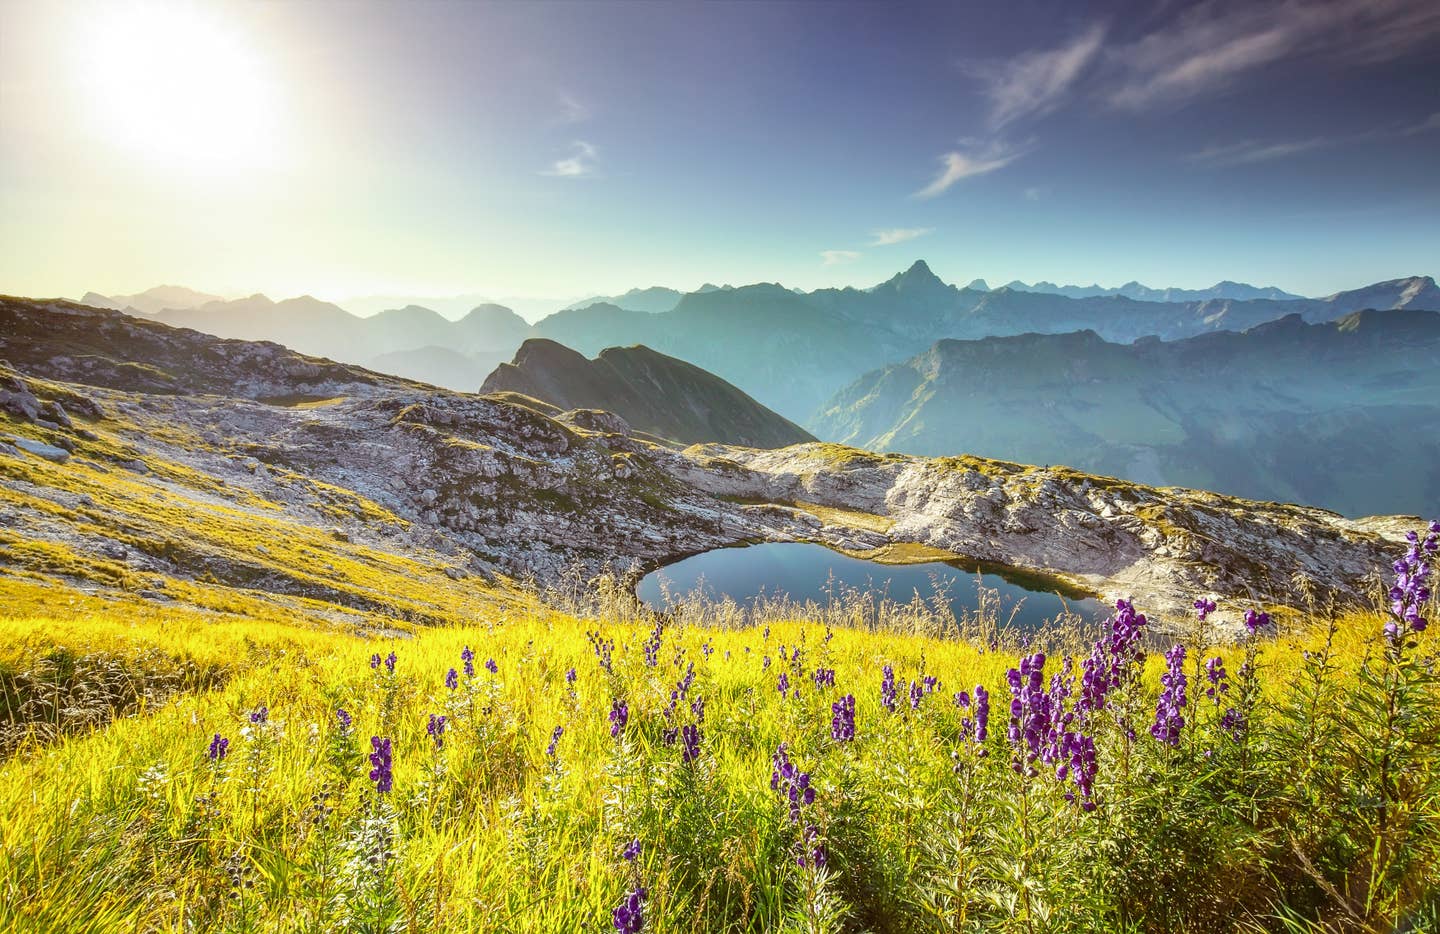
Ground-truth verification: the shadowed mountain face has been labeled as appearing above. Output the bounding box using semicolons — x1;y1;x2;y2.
481;339;815;448
812;310;1440;517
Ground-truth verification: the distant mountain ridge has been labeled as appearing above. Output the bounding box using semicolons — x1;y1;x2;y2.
811;308;1440;517
481;339;815;448
1002;279;1305;302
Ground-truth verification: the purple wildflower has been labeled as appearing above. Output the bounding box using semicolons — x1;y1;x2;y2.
1386;521;1437;647
249;705;269;724
546;725;563;758
812;667;835;689
621;838;642;862
1150;644;1187;747
587;632;614;673
461;645;475;678
1204;656;1230;702
690;696;705;723
445;668;459;690
1243;609;1271;635
974;685;990;743
485;658;498;675
566;667;577;685
609;700;629;738
208;733;229;761
881;664;897;712
613;887;647;934
427;713;448;748
777;672;791;698
384;652;397;674
680;724;701;763
368;736;393;793
336;707;352;732
1194;598;1217;621
370;653;381;670
909;680;924;710
831;694;856;743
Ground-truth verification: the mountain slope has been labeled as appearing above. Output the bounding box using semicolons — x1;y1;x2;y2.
813;310;1440;516
480;339;816;447
1005;280;1306;302
0;294;1411;625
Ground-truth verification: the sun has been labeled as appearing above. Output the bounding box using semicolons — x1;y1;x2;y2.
74;1;280;177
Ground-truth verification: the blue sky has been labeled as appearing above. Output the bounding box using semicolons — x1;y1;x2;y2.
1;0;1437;305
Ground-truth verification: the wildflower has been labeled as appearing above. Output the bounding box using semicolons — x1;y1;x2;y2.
368;736;393;793
909;680;924;710
881;664;897;711
974;684;990;743
622;838;642;861
1243;609;1271;635
642;622;663;667
445;668;459;690
770;744;816;821
485;658;498;675
1194;598;1217;621
831;694;856;743
1386;520;1438;646
680;724;701;763
370;653;382;670
690;696;705;723
1204;656;1230;701
249;705;269;724
777;672;790;698
587;631;615;673
461;645;475;678
609;700;629;738
427;713;448;748
1150;644;1187;747
546;725;563;758
384;652;397;673
812;667;835;688
208;733;229;761
613;886;647;933
762;655;771;670
566;667;577;685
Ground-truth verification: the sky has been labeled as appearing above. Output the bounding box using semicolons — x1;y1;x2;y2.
1;0;1438;311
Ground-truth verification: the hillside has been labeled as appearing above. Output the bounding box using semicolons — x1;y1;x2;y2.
813;310;1440;517
480;339;816;448
0;294;1413;627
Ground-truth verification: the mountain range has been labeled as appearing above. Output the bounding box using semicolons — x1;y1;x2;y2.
1001;280;1305;303
481;339;815;448
813;309;1440;517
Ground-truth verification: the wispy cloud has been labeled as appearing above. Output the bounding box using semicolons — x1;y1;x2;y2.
543;141;598;178
1022;186;1046;201
974;24;1107;129
1107;0;1440;110
1402;111;1440;136
556;91;588;124
1188;136;1333;166
913;142;1026;199
870;227;934;246
821;250;862;265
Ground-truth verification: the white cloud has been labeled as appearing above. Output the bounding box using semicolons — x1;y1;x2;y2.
870;227;934;246
821;250;862;265
1108;0;1440;110
975;24;1107;129
543;141;598;178
913;142;1025;199
1402;112;1440;136
557;91;588;124
1023;186;1045;201
1188;136;1332;166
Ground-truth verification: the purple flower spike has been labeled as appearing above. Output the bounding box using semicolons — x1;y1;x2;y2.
831;693;856;743
368;736;393;793
384;651;397;674
621;838;642;862
1194;598;1217;621
427;713;448;748
445;668;459;690
680;724;701;763
208;733;229;761
1243;609;1271;635
546;724;564;758
461;645;475;678
609;700;629;738
249;705;269;724
485;658;498;675
613;886;648;933
1150;644;1187;746
880;665;897;712
336;707;352;731
370;653;381;670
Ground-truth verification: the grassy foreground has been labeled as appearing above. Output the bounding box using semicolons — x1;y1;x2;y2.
0;530;1437;934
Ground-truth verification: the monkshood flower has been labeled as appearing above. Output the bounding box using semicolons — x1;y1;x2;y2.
427;713;448;748
1150;644;1187;747
813;667;835;689
1007;651;1050;767
613;887;647;934
208;733;229;761
461;645;475;678
923;675;939;694
445;668;459;690
777;672;791;698
1386;520;1438;647
763;626;770;641
642;623;663;668
1243;610;1271;635
881;665;897;712
831;694;856;743
1194;598;1217;621
336;708;352;733
974;685;990;743
587;631;614;673
621;838;642;862
370;653;382;670
700;640;714;659
369;736;393;793
485;658;498;675
770;743;816;822
249;705;269;724
566;667;578;685
609;700;629;738
680;724;701;763
1204;657;1230;702
762;655;772;670
384;652;397;674
909;680;924;710
547;725;564;758
690;696;705;723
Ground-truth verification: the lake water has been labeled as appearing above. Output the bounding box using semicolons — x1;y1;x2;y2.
637;542;1102;630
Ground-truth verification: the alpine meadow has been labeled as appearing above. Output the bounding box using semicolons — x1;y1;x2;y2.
1;1;1438;932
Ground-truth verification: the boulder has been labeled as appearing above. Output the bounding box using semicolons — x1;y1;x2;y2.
13;438;71;463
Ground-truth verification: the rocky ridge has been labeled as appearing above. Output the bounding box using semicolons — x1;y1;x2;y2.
0;295;1418;634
